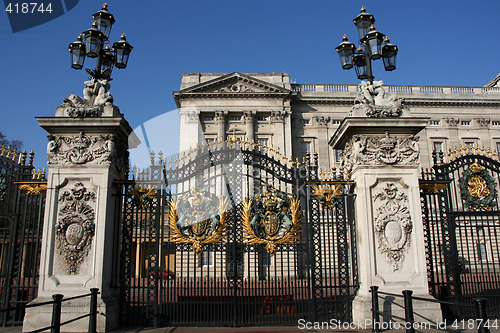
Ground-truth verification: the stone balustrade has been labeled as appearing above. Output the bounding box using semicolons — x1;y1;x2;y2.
291;83;500;95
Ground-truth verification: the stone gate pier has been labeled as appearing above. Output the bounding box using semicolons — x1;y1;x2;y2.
329;82;442;325
23;81;137;332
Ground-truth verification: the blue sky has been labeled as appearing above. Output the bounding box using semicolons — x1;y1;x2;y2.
0;0;499;168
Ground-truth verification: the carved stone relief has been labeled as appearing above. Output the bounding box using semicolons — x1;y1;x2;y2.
214;111;226;124
372;182;412;271
341;132;420;172
46;131;127;170
314;116;330;127
217;83;254;93
475;118;490;128
55;182;96;274
270;111;286;123
242;111;255;124
445;118;459;127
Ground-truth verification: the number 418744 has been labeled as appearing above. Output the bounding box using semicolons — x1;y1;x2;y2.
5;3;53;14
451;319;498;330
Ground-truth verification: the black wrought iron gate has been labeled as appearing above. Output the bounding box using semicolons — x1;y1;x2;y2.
117;139;358;326
0;148;45;326
420;150;500;319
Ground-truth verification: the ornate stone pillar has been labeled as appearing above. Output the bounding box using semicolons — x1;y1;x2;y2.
179;108;202;152
270;111;286;152
23;80;137;332
215;110;227;140
329;81;441;325
242;111;255;142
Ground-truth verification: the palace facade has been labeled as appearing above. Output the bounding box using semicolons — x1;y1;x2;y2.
174;72;500;170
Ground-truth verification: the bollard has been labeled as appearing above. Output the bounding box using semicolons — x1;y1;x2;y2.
50;294;63;333
88;288;99;333
403;290;415;333
370;286;380;333
474;298;490;333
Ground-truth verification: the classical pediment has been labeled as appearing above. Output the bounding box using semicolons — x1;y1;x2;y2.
177;72;291;95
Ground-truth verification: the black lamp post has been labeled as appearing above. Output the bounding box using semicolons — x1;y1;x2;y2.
336;7;398;83
68;3;133;80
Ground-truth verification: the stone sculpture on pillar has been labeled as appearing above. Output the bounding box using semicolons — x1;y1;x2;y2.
351;80;407;118
56;78;121;117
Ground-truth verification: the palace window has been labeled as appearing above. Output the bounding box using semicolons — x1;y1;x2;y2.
496;142;500;154
257;116;269;121
203;116;214;121
430;120;441;125
461;120;471;126
229;116;241;121
433;142;443;154
299;120;310;125
335;149;341;163
300;141;311;161
258;138;269;147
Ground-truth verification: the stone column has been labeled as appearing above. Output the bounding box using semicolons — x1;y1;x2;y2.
270;111;286;152
330;117;441;324
23;81;138;332
215;110;227;140
179;108;202;151
242;111;255;142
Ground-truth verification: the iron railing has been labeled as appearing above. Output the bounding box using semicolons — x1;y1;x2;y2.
0;288;99;333
370;286;490;333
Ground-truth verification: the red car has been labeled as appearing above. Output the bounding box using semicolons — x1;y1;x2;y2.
148;268;175;280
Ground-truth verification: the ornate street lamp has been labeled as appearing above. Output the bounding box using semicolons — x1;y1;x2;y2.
335;35;356;70
68;3;132;80
69;35;86;70
382;37;398;71
113;34;133;69
92;3;115;39
336;7;398;82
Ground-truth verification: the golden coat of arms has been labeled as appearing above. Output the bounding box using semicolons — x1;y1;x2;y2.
242;187;301;255
167;187;229;254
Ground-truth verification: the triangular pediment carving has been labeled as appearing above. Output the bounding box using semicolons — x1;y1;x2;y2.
178;72;290;94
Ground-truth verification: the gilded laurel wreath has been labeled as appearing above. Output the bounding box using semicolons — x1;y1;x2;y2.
242;188;301;255
167;189;230;254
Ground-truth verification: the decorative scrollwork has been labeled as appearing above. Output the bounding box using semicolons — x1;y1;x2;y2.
129;186;157;209
55;182;96;274
167;188;229;254
311;185;342;209
242;187;301;255
19;183;47;194
373;182;412;271
459;162;498;211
